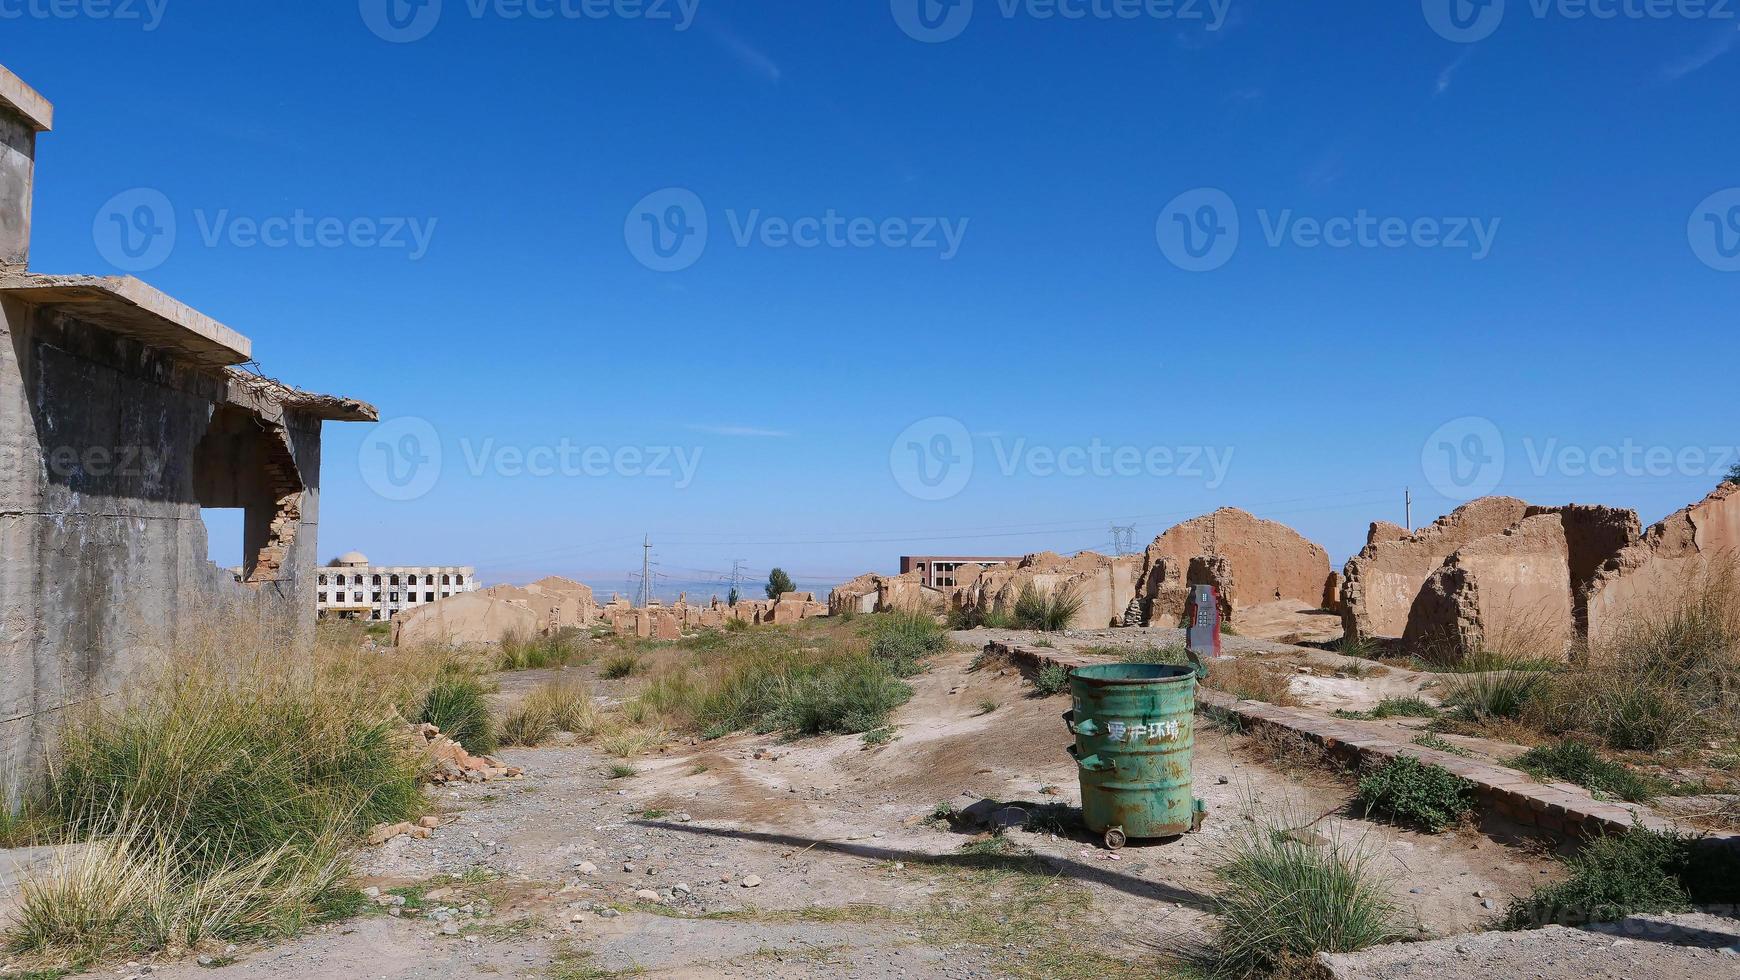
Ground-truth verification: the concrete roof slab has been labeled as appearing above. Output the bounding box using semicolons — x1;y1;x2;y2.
0;65;53;132
0;273;251;366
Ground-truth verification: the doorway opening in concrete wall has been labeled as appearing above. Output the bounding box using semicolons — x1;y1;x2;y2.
191;406;305;586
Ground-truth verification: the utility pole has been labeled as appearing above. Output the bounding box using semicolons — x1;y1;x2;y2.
1110;524;1137;557
637;534;655;608
1405;487;1413;532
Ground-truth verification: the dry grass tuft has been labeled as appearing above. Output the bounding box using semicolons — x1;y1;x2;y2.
1205;659;1300;707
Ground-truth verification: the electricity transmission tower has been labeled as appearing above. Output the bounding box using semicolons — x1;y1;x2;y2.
724;559;748;606
638;534;655;607
1110;524;1138;557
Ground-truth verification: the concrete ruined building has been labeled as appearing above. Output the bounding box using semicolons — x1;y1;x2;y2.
899;555;1020;589
1345;488;1739;663
316;551;476;621
0;66;376;799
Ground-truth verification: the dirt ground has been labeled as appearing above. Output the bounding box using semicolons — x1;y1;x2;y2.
112;645;1563;980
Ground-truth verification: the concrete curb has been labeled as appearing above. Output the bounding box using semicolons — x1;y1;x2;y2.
988;639;1740;847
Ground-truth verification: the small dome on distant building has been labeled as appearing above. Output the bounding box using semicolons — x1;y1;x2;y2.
334;551;369;568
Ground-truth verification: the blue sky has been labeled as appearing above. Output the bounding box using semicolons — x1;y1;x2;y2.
10;0;1738;600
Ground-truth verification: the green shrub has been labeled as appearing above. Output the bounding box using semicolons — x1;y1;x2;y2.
1443;671;1549;722
414;673;497;755
1032;664;1071;696
497;627;586;671
1207;808;1401;978
601;654;641;679
1118;645;1190;666
1011;584;1082;632
1370;697;1439;719
1356;756;1475;833
1511;740;1659;803
1505;829;1703;928
864;612;945;676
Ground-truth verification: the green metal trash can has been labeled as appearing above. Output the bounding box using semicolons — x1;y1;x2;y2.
1064;662;1207;849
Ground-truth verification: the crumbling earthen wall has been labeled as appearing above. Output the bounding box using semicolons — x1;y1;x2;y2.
393;591;540;647
1340;497;1532;641
1404;513;1576;659
1586;484;1740;651
1136;508;1333;626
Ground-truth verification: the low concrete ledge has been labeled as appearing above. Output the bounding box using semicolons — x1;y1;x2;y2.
988;639;1739;847
1;273;251;367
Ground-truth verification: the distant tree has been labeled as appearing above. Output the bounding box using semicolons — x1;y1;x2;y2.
728;586;739;607
1727;462;1740;487
765;568;795;600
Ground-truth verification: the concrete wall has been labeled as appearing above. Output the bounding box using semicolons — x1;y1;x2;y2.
0;113;34;270
1;302;327;800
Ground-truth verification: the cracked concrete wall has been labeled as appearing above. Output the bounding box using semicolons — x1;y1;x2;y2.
1;300;324;801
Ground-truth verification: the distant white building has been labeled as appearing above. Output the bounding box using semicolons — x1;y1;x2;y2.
316;551;478;621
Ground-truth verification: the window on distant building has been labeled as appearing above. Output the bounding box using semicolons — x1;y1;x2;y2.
425;592;435;602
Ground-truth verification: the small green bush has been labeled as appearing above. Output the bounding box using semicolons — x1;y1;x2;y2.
1505;828;1713;928
1118;645;1190;666
1370;697;1439;719
1208;808;1401;977
414;673;497;755
1356;756;1475;833
1011;584;1082;632
1443;671;1549;722
864;612;945;676
1511;740;1659;803
1032;664;1071;696
497;627;586;671
601;654;641;680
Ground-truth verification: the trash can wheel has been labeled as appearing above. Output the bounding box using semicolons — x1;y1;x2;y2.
1103;827;1126;850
